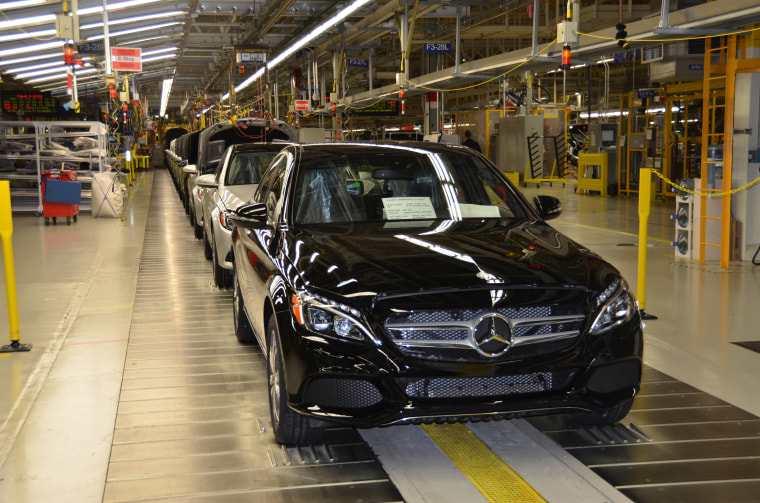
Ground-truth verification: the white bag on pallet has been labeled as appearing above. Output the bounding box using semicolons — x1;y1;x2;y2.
91;171;124;218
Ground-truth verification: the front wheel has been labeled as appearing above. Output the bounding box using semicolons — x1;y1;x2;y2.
267;317;324;445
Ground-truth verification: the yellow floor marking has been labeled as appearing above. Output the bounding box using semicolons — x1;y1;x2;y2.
422;422;547;503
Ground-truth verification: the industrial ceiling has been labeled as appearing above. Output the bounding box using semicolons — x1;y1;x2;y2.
1;0;760;123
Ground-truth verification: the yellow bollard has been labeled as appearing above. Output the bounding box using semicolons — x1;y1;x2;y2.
637;169;657;320
0;181;32;352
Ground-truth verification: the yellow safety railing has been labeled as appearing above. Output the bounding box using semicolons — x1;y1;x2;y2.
0;181;32;353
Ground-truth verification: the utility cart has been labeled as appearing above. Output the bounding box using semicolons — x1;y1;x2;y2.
40;170;81;225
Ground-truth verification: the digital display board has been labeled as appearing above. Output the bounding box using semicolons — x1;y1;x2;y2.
1;91;58;115
352;100;399;116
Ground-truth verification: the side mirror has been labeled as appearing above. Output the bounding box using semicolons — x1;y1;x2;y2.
229;202;268;229
533;195;562;220
182;164;198;175
196;174;217;188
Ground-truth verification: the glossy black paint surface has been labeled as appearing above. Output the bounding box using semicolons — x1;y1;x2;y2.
232;142;643;428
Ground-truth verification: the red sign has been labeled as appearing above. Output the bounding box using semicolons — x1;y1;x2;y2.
111;47;142;72
294;100;310;111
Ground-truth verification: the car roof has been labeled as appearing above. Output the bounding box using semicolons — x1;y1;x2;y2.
229;142;291;153
297;142;474;156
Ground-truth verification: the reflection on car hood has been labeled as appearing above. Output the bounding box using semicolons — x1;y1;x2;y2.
220;185;258;210
284;220;612;302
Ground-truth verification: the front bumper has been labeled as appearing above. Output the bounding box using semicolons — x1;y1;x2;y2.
276;311;643;428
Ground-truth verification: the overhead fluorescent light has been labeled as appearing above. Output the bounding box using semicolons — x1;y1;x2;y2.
86;21;183;40
27;67;98;84
0;13;55;30
160;77;173;117
232;0;372;97
0;0;45;9
77;0;164;16
79;11;186;31
6;60;64;74
15;62;90;79
0;40;63;58
0;52;62;68
142;53;177;63
142;46;177;56
0;29;56;43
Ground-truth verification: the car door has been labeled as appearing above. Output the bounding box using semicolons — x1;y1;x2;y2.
236;149;293;340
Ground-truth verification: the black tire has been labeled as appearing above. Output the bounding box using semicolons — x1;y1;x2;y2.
267;317;324;445
212;233;230;288
203;229;212;260
570;398;634;426
193;218;203;239
233;269;255;344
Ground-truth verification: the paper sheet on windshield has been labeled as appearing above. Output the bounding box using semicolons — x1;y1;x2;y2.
459;204;501;218
382;197;437;220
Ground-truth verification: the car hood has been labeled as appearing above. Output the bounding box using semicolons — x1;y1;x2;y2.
220;185;258;210
284;220;615;304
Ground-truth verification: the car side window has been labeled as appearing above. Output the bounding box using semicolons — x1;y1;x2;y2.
215;147;233;183
256;153;289;217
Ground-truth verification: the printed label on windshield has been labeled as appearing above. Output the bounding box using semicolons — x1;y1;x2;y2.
458;204;501;218
382;197;437;220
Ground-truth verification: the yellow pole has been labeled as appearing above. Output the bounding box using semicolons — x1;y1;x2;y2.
637;168;655;319
0;181;32;352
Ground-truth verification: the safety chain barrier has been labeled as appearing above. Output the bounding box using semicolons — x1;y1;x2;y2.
650;169;760;198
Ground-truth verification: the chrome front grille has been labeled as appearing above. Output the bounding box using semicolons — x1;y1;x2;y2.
385;306;585;362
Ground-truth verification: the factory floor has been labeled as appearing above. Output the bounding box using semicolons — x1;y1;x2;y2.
0;168;758;502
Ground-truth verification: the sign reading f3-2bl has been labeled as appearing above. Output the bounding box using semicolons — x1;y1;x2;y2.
111;47;142;72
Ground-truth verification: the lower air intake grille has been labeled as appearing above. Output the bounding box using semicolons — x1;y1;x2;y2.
302;378;383;409
401;369;577;399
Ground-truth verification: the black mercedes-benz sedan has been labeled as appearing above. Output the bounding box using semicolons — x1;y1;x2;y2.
230;142;642;445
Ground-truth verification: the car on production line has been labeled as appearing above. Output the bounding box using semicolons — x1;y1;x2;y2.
184;117;298;240
229;142;643;446
196;143;288;287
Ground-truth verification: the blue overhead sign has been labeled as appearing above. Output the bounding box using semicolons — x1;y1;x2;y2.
637;89;656;99
424;43;451;54
347;59;369;67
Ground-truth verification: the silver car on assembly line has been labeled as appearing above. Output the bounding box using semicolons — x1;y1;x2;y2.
196;142;288;287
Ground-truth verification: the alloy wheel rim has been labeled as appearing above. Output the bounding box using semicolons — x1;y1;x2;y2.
269;337;281;424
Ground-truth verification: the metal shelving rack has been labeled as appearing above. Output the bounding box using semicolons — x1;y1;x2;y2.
0;120;110;213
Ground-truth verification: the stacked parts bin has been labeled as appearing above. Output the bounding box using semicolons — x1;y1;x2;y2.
41;170;81;225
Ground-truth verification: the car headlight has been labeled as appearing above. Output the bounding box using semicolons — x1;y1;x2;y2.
291;292;369;341
219;210;234;230
589;279;638;335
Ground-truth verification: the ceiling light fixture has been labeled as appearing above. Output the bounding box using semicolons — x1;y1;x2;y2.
86;21;183;40
229;0;372;98
0;40;63;58
0;0;45;9
79;11;186;31
77;0;164;16
27;67;98;84
0;13;55;30
0;52;62;68
0;29;56;43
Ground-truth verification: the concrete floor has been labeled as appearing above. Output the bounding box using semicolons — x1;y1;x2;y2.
0;169;758;502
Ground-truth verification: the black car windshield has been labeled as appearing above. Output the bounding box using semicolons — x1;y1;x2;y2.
292;147;528;225
225;151;279;185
